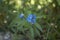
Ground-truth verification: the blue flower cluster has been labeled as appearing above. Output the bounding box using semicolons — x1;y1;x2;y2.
19;13;36;24
26;14;36;24
19;13;24;18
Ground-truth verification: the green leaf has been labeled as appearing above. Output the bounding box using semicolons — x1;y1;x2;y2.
34;27;41;37
29;27;34;40
35;23;43;32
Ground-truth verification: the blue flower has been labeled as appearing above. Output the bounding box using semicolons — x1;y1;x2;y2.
27;14;36;24
19;13;24;18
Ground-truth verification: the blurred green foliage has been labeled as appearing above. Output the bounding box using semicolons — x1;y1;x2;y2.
0;0;60;40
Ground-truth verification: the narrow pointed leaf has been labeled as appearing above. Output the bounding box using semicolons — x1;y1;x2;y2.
35;23;43;32
29;27;34;40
